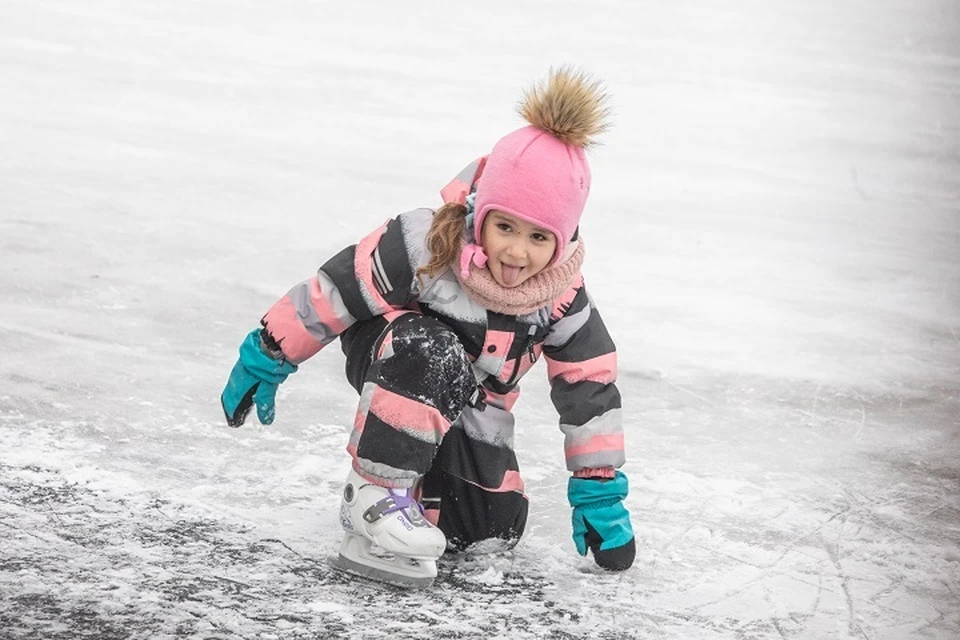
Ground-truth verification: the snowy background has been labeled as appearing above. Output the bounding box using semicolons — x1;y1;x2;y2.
2;0;959;638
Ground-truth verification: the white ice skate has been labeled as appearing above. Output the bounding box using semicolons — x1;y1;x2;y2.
332;468;446;588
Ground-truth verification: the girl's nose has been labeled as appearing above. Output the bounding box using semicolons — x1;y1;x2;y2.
505;240;526;259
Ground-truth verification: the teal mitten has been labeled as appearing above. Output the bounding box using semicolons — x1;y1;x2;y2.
568;471;636;571
221;329;297;426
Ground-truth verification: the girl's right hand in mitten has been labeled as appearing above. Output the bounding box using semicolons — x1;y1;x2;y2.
568;471;637;571
221;329;297;427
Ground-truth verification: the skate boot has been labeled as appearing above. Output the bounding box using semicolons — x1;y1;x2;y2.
332;468;446;588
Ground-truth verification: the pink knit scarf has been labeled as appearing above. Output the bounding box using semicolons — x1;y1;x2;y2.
454;240;585;316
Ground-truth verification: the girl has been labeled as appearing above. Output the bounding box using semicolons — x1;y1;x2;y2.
221;67;635;587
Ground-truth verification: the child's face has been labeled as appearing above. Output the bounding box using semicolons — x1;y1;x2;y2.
480;210;557;288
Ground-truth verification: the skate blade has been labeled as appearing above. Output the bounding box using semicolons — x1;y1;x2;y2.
332;552;436;589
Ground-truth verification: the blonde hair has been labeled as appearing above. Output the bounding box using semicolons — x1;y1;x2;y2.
416;202;469;281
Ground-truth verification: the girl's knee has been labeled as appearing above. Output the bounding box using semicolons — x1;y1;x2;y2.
387;315;469;370
377;315;475;415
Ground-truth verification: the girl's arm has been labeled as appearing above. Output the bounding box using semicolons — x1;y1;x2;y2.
259;209;431;364
542;276;625;475
544;280;635;571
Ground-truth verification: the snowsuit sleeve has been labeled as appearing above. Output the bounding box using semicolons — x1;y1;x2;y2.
260;210;430;364
543;274;625;473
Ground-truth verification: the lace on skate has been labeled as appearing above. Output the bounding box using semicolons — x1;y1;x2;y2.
362;489;425;525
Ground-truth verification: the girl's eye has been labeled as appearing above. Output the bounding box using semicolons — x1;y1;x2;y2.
531;233;548;242
496;223;512;232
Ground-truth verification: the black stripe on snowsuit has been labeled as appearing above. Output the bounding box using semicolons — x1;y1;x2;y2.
355;412;439;476
320;246;372;322
544;305;617;363
550;378;622;428
373;217;416;308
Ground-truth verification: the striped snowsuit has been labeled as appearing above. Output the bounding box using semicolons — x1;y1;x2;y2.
260;208;624;548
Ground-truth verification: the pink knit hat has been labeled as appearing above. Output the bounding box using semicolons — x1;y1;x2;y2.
473;126;590;264
471;67;609;265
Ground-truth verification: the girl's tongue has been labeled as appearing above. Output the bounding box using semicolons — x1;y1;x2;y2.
499;263;522;286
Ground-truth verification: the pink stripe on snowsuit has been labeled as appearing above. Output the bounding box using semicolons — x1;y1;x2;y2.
261;277;352;364
482;388;521;413
353;222;395;316
367;386;452;442
565;433;626;460
261;295;324;364
457;469;526;494
547;351;618;385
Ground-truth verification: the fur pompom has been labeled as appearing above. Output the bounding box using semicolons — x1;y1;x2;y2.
518;66;611;149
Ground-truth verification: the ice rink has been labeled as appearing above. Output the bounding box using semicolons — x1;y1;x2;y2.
2;0;958;638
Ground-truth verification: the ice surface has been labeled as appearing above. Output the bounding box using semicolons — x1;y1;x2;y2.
1;0;958;638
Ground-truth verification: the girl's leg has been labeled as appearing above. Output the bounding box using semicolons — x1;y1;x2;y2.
420;405;530;550
340;312;476;488
341;313;527;549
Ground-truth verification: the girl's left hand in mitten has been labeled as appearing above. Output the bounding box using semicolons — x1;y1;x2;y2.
568;471;636;571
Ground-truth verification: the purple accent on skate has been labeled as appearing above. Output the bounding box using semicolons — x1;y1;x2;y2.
387;490;424;515
361;491;424;525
